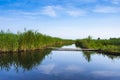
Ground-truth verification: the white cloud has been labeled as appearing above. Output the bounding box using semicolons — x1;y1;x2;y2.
110;0;120;4
67;9;86;17
41;6;57;17
40;5;87;17
36;7;87;18
93;6;120;13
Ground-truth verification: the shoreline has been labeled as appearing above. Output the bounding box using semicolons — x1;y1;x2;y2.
0;43;73;54
0;48;46;54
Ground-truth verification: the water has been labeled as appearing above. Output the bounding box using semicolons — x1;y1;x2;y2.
0;44;120;80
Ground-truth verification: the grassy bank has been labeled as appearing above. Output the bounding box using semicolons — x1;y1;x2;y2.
75;36;120;54
0;30;73;53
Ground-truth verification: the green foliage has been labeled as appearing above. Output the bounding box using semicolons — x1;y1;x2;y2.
75;36;120;53
0;30;73;52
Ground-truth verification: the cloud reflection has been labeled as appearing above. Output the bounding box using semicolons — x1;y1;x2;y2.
91;71;120;77
65;65;84;72
37;64;55;74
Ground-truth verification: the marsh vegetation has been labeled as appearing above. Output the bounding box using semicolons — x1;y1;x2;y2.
0;30;73;53
75;36;120;54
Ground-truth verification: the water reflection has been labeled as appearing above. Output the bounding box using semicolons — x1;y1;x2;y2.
82;51;120;62
82;51;95;62
1;44;120;80
101;53;120;60
0;44;120;72
75;43;120;62
0;49;51;72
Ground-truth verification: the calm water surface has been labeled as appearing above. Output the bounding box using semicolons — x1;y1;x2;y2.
0;44;120;80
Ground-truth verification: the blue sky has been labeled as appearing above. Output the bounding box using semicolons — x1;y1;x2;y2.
0;0;120;39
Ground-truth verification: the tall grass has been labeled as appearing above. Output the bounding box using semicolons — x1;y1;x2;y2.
0;30;73;52
75;36;120;53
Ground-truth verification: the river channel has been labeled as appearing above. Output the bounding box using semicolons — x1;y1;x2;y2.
0;44;120;80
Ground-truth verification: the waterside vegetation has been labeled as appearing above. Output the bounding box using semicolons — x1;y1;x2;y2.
0;30;73;53
75;36;120;54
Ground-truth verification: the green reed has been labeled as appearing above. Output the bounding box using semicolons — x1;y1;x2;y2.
0;30;73;52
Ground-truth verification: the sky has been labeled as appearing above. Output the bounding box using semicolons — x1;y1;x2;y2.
0;0;120;39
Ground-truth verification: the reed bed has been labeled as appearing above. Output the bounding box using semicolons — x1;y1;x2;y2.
0;30;73;52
